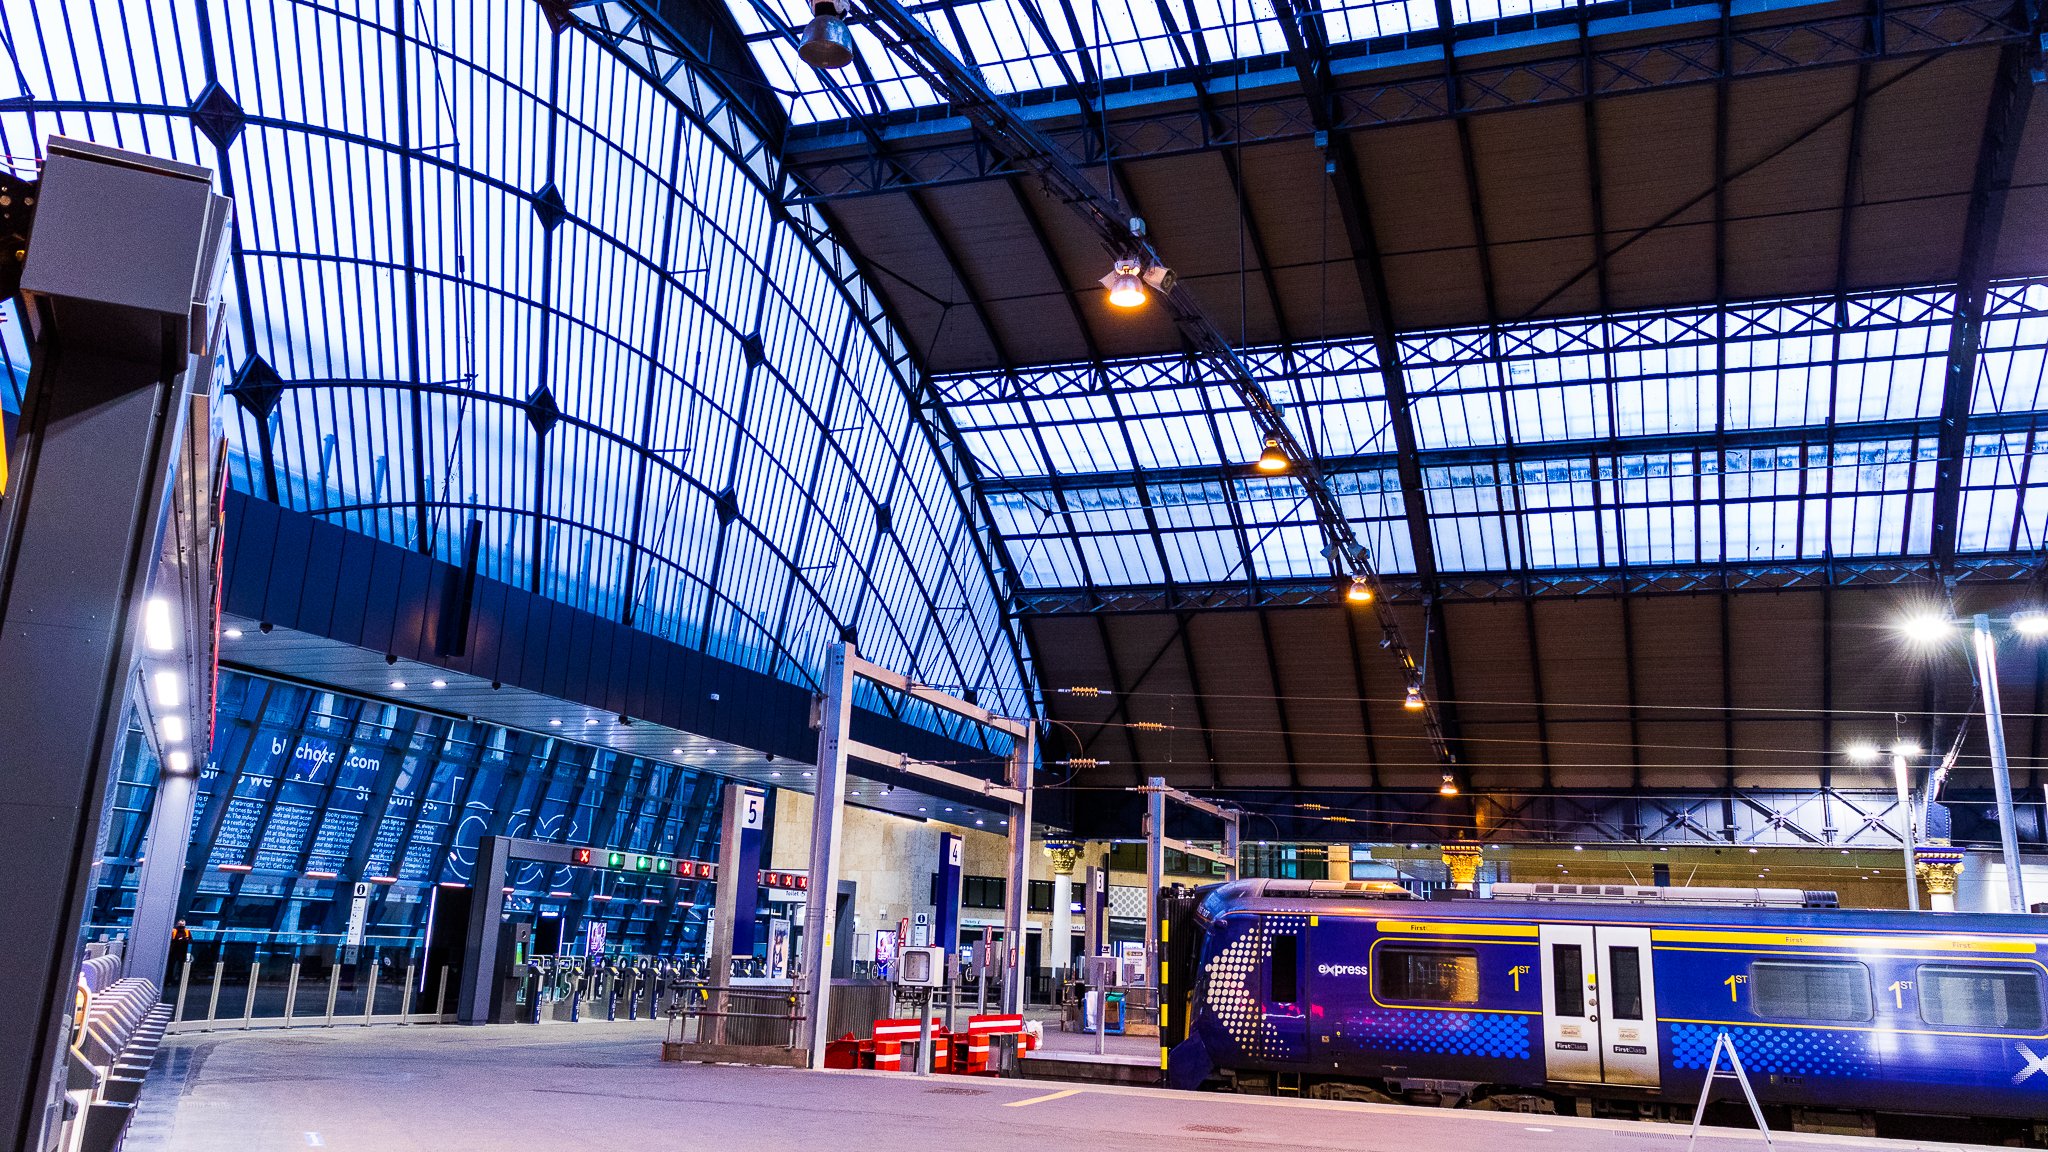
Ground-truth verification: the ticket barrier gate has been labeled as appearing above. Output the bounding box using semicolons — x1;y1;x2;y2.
509;954;703;1023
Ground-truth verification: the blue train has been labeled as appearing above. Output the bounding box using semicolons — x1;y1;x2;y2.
1160;879;2048;1140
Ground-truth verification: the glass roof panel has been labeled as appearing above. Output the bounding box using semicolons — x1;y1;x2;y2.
950;282;2048;591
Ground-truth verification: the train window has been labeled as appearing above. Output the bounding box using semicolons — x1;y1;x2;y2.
1271;934;1299;1003
1609;947;1644;1020
1552;945;1584;1015
1378;948;1479;1004
1749;960;1873;1022
1917;966;2044;1030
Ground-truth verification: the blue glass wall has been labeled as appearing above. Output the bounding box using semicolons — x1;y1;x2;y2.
3;2;1031;730
91;670;727;958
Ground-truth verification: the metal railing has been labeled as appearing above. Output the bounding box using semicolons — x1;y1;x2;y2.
166;935;450;1033
664;982;807;1050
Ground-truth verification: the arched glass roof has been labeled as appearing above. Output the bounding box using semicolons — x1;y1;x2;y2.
3;0;1031;727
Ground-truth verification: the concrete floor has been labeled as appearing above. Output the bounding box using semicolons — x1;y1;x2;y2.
126;1023;2001;1152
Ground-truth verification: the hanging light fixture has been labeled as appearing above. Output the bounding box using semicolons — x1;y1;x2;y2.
1438;773;1459;797
1255;435;1289;473
798;0;856;69
1403;685;1425;711
1345;575;1373;604
1102;257;1145;308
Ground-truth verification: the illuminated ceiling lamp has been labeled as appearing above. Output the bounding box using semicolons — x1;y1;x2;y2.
798;0;856;70
1255;435;1289;474
1403;685;1425;712
1344;575;1374;605
1438;773;1459;797
1102;256;1145;308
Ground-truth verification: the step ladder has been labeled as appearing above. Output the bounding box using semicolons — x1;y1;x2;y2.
1688;1032;1772;1149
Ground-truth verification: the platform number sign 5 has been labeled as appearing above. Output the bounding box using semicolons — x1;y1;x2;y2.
741;789;764;831
1723;974;1748;1002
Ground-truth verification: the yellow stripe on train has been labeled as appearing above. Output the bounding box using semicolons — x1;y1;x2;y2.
1375;920;1539;938
1651;929;2036;954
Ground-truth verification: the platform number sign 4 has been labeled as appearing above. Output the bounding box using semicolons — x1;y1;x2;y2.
1723;974;1748;1002
741;788;764;831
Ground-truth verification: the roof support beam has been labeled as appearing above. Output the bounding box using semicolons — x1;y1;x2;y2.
852;0;1457;771
1009;551;2048;612
1271;0;1466;782
1930;40;2035;574
780;0;2030;203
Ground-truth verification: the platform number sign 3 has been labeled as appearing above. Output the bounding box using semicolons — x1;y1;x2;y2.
741;789;764;831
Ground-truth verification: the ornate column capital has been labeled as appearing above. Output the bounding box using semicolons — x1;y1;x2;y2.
1043;839;1084;876
1441;842;1484;890
1914;845;1966;901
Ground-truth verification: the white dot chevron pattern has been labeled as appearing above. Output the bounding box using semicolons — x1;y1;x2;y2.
1200;916;1308;1059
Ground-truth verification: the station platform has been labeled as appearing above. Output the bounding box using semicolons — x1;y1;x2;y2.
125;1024;1999;1152
1021;1026;1161;1084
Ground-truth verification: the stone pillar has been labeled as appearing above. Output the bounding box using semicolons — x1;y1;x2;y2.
1044;840;1082;984
1915;845;1966;913
1442;842;1484;892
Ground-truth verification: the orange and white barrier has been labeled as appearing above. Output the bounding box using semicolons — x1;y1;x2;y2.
870;1017;944;1072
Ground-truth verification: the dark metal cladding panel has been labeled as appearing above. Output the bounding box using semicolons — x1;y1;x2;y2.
467;580;507;682
328;530;377;648
262;505;314;630
392;551;435;660
358;544;404;657
221;493;278;621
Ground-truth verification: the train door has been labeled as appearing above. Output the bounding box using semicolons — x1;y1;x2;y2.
1538;924;1602;1083
1265;923;1307;1059
1592;926;1659;1086
1538;924;1661;1087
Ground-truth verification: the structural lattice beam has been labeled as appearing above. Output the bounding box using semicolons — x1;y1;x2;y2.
1011;553;2046;613
782;0;2028;203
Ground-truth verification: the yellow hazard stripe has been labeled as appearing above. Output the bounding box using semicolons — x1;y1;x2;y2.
1375;920;1538;938
1651;929;2035;954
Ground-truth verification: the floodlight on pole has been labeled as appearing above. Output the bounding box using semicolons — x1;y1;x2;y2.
1898;611;1957;646
2012;610;2048;638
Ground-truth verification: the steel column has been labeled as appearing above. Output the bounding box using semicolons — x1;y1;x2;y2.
1002;722;1036;1015
800;641;855;1066
1973;613;2029;912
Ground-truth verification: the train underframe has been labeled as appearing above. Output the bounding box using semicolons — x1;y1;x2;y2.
1209;1066;2048;1147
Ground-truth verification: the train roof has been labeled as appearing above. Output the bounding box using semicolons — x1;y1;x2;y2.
1193;879;2048;937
